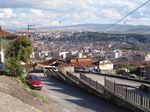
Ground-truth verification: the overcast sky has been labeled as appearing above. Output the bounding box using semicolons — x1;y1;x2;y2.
0;0;150;28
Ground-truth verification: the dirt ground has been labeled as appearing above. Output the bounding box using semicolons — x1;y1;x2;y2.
0;75;61;112
0;92;41;112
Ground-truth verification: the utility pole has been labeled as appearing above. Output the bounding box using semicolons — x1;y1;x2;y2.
27;25;35;70
27;24;35;37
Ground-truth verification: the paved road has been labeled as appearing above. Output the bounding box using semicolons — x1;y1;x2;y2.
32;73;131;112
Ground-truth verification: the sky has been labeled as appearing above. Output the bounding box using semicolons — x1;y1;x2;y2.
0;0;150;29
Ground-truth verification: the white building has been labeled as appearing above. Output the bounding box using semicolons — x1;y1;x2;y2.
78;52;83;58
59;52;72;59
71;50;78;56
145;53;150;62
99;60;114;71
30;51;53;61
114;50;122;59
0;49;4;63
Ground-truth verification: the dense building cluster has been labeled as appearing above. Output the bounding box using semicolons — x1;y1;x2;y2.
15;29;150;80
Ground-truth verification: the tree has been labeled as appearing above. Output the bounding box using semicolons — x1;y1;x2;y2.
13;36;32;63
5;36;32;77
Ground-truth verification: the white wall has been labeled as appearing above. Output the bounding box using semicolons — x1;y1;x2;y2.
0;49;4;63
59;52;71;59
60;66;74;73
114;50;122;59
99;60;114;71
145;54;150;61
78;52;83;58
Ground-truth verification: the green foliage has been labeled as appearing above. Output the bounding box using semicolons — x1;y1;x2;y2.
130;67;143;76
116;69;128;75
18;37;32;63
12;36;32;63
4;36;32;77
5;56;24;77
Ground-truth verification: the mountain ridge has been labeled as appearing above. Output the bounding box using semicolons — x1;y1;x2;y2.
11;23;150;34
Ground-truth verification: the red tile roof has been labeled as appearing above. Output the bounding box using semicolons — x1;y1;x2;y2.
38;59;57;66
70;58;97;69
0;27;17;38
58;63;72;68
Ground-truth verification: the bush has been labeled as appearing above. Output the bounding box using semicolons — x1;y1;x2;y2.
116;69;128;75
5;57;23;77
4;36;32;77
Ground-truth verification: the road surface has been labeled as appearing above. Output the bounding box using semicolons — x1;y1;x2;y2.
32;73;131;112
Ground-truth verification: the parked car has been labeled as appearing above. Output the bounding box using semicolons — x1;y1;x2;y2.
26;75;43;90
0;63;5;75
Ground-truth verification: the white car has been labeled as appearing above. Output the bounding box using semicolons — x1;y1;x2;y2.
44;65;58;71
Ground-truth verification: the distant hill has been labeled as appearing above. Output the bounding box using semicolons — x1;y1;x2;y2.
45;24;150;34
13;23;150;34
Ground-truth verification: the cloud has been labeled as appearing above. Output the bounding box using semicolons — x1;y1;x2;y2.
0;0;150;28
0;8;16;19
30;9;43;17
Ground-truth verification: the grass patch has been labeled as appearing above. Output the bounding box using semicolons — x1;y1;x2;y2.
19;75;28;87
30;90;48;103
25;87;48;103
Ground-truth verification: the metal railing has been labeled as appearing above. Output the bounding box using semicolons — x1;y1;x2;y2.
105;79;150;110
66;71;79;83
80;73;104;93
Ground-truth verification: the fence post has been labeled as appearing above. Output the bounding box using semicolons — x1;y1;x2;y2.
89;77;91;85
104;76;106;86
140;94;143;107
125;86;127;98
114;81;116;92
96;81;98;89
148;98;150;108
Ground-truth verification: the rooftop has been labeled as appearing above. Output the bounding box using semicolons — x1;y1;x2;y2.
0;26;17;39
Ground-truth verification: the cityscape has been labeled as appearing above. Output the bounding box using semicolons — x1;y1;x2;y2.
0;0;150;112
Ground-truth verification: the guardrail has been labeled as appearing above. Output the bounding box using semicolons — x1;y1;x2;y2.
80;73;104;93
75;71;150;84
105;79;150;110
66;71;79;83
